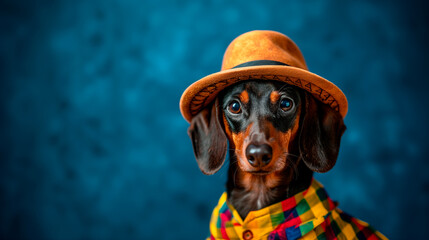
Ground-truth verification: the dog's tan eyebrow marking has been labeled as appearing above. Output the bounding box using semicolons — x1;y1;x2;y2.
239;90;249;104
270;91;280;104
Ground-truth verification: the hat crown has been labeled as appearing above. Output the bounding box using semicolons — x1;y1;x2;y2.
221;30;308;71
180;30;348;123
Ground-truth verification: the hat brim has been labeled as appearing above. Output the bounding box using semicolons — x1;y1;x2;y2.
180;65;348;122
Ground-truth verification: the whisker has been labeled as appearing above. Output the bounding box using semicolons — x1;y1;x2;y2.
280;151;300;179
282;150;300;159
233;166;239;187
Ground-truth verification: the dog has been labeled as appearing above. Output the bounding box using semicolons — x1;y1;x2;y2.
189;80;344;219
180;30;386;239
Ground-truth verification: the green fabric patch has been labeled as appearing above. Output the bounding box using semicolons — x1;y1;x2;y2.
317;233;327;240
316;188;328;201
296;200;310;216
299;221;314;235
270;212;285;226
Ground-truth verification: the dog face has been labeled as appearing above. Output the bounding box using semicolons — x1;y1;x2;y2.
188;80;345;176
219;81;302;175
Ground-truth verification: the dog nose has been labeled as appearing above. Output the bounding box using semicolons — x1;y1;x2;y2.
245;144;272;167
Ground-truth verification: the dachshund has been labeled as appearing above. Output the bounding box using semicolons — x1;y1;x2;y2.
188;80;346;220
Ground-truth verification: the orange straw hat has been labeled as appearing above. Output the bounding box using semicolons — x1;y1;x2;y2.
180;30;348;122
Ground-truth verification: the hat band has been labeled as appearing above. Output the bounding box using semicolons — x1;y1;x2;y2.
232;60;290;69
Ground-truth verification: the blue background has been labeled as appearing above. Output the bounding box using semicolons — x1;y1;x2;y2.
1;0;428;239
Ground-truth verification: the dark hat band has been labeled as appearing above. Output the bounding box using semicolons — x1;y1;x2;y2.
232;60;290;69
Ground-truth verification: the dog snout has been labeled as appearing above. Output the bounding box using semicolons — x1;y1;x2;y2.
245;144;272;167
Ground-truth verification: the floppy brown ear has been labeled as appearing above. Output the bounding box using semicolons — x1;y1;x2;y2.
299;93;346;173
188;99;227;175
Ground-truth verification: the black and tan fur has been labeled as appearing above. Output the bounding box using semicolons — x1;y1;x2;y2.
188;80;346;219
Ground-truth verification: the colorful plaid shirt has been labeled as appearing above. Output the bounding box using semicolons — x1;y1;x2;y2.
208;179;387;240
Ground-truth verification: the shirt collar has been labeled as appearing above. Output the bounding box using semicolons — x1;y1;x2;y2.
211;178;337;239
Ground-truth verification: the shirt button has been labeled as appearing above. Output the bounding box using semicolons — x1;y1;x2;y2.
243;230;253;240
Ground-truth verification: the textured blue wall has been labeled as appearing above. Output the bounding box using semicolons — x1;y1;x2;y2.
1;0;428;239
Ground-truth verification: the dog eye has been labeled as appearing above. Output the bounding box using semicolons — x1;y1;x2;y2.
280;98;293;112
228;100;242;114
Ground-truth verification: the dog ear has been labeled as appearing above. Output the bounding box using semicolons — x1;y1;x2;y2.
299;93;346;173
188;99;227;175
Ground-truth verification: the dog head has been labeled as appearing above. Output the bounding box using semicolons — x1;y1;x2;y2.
188;80;346;176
